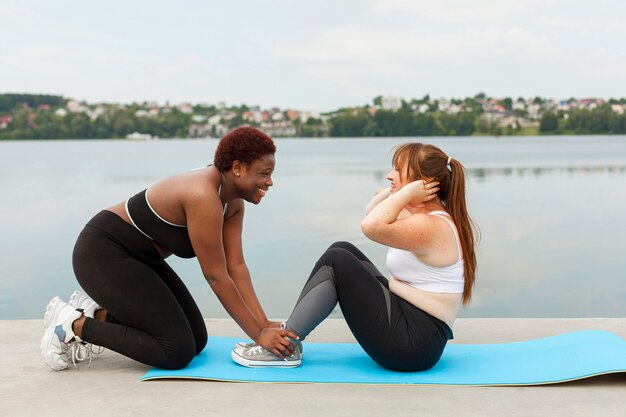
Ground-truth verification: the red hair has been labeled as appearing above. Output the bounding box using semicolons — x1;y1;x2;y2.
393;143;479;305
214;127;276;172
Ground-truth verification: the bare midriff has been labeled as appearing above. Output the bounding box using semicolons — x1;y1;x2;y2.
389;276;462;328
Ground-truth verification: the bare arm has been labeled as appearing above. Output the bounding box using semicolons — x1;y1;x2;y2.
361;180;440;252
185;189;296;356
222;199;272;327
365;187;391;214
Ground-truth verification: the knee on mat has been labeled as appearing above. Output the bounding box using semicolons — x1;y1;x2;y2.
161;343;196;370
195;331;208;355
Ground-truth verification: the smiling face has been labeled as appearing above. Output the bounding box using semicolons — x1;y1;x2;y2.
236;153;275;204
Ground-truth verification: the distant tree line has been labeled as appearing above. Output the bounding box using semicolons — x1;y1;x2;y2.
329;109;477;137
0;94;64;113
0;93;198;139
2;93;626;140
2;107;193;140
539;104;626;134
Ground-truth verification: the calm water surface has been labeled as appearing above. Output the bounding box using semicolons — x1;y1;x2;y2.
1;136;625;319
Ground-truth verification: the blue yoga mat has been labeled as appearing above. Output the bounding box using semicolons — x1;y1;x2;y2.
141;330;626;385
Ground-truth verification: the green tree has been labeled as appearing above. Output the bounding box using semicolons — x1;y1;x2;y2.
539;112;559;133
413;113;437;136
0;94;64;112
330;112;372;137
374;110;414;136
501;97;513;111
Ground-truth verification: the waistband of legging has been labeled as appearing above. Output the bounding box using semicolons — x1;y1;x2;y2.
402;299;454;340
82;210;163;262
433;314;454;340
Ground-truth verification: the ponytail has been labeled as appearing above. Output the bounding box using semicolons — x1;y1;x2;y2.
445;158;478;305
394;143;479;305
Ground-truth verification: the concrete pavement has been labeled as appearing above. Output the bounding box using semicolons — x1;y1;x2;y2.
1;318;624;417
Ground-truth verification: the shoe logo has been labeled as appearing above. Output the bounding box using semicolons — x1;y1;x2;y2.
54;325;67;343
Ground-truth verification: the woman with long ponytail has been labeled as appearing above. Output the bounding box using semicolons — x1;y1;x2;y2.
395;143;477;305
231;143;478;372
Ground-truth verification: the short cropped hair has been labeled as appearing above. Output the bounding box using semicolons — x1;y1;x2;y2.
214;126;276;172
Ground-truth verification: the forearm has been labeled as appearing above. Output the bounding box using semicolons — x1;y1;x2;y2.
207;275;264;340
365;187;391;214
229;264;270;326
363;187;411;228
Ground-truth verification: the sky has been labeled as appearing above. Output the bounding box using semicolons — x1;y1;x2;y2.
1;0;625;110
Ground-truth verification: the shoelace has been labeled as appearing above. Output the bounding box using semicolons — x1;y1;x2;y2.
65;341;105;369
246;345;267;356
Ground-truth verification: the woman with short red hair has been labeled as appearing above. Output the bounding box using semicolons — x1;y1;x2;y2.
41;126;298;371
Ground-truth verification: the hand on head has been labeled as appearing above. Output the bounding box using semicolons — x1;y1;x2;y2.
401;178;440;207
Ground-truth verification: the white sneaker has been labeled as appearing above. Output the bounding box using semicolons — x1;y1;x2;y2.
68;290;100;318
233;322;303;357
40;297;84;371
233;340;304;358
233;341;255;353
231;342;302;368
231;321;302;368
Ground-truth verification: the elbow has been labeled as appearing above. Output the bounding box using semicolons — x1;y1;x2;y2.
202;263;229;287
205;275;230;299
204;270;226;290
360;218;375;239
204;273;218;288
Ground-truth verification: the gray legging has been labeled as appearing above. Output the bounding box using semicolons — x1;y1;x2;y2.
285;241;452;372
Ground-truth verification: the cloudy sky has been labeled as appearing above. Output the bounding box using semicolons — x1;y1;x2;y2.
1;0;624;110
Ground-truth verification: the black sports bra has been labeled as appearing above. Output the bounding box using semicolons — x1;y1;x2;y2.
125;177;226;258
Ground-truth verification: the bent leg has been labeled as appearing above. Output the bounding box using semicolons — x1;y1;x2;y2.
285;242;449;371
73;232;197;370
328;241;387;282
285;243;392;342
152;261;208;354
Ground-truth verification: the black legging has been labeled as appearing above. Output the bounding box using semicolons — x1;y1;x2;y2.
72;210;207;370
285;241;452;372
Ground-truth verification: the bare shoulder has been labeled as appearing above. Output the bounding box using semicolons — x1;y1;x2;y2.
149;168;212;198
366;211;441;253
407;212;443;240
179;170;221;208
420;212;462;263
147;168;219;224
427;212;458;235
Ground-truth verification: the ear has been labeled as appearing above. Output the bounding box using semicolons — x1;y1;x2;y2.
231;160;243;177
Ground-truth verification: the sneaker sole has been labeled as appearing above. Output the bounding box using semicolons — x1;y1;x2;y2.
40;327;67;371
230;349;301;368
41;297;68;371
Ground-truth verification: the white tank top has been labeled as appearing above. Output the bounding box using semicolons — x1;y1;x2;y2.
386;211;464;293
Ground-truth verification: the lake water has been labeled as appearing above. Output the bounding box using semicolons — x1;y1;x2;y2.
1;136;625;320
